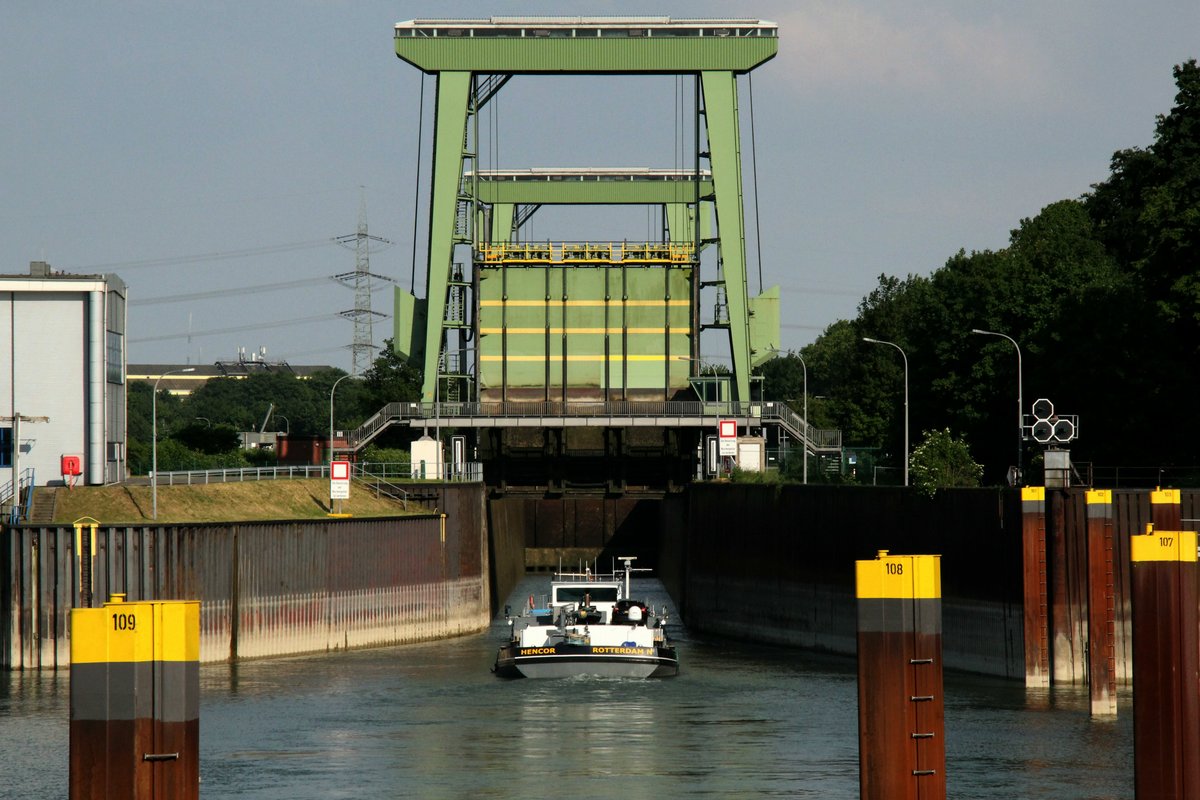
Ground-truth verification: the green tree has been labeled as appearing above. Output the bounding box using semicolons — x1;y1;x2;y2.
361;338;423;410
1089;60;1200;333
909;428;982;497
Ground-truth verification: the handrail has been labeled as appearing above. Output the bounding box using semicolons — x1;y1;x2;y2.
356;468;409;509
341;400;842;453
159;465;330;485
3;468;36;524
478;241;695;265
21;474;36;522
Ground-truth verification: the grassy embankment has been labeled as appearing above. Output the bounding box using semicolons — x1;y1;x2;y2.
48;479;422;525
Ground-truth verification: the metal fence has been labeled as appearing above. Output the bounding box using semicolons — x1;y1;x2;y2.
154;462;484;486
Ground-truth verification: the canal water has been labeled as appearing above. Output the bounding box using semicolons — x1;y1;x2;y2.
2;577;1131;798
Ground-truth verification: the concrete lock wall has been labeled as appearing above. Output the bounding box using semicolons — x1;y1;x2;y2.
3;484;490;669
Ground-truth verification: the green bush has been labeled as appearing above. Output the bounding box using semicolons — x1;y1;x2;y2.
909;428;983;496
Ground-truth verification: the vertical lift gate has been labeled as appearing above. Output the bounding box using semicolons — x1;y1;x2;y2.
392;17;780;407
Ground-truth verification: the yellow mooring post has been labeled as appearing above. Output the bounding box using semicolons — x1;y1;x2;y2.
856;551;945;800
1020;487;1050;688
1130;526;1200;798
70;597;200;800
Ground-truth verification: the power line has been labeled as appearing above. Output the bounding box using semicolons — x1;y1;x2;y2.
129;312;342;343
64;239;339;272
131;276;340;306
777;284;867;297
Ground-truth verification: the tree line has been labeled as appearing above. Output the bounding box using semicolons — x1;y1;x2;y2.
761;61;1200;486
126;343;422;473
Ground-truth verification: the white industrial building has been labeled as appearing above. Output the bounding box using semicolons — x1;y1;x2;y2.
0;261;127;500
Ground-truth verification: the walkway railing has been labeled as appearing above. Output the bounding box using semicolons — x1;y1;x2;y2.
344;400;842;454
3;468;35;525
154;462;484;487
158;465;330;485
762;401;842;450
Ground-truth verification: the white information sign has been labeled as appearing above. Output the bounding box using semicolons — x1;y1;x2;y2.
330;460;351;500
718;419;738;456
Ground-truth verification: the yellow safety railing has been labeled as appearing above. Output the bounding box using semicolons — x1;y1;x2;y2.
478;242;694;264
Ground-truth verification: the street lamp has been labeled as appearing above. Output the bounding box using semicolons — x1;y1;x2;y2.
152;367;195;520
329;374;356;463
971;328;1023;484
862;337;908;487
795;351;809;485
277;415;290;435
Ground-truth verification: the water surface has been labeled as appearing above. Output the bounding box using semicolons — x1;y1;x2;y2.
0;577;1131;798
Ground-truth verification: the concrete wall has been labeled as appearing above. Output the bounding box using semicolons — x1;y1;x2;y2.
3;489;490;669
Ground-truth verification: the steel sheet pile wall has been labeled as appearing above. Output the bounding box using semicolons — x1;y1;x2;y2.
684;484;1200;682
492;495;662;571
4;487;489;669
486;498;529;612
683;484;1024;677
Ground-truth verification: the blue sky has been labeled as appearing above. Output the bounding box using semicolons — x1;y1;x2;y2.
2;2;1195;370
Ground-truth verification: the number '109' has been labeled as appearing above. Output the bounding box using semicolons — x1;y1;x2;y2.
111;613;137;632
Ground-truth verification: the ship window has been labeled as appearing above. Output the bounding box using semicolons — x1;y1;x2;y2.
555;586;618;604
0;427;10;468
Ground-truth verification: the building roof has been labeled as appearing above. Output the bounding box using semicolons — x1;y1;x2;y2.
127;362;338;394
0;261;126;293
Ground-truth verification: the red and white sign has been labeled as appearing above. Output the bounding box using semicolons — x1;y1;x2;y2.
718;419;738;456
330;460;351;500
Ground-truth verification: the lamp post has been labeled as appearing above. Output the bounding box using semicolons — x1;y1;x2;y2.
862;337;908;487
795;351;809;485
971;328;1023;484
329;374;355;464
277;415;290;435
152;367;195;520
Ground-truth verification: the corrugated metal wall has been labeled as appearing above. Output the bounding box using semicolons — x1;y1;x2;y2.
3;489;490;669
681;484;1200;681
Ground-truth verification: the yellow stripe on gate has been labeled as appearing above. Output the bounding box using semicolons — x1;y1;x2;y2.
855;551;941;599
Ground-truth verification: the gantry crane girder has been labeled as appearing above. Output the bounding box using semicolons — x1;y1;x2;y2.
393;17;779;403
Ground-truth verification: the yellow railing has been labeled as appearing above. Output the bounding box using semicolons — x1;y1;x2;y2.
478;242;694;265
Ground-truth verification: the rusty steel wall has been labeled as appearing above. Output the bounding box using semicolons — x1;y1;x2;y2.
3;491;490;670
683;484;1025;678
490;495;662;571
678;484;1199;683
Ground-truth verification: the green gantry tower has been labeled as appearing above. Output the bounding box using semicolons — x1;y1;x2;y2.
393;16;780;406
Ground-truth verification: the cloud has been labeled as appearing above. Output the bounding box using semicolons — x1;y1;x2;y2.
771;2;1051;104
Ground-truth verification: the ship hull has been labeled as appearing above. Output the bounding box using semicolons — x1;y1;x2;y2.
493;642;679;679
